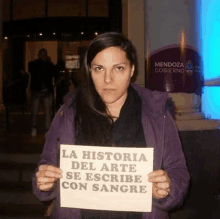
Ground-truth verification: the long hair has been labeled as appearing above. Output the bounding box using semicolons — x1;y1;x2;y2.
75;32;138;146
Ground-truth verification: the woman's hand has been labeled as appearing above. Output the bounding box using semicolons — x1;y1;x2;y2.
36;165;63;191
148;170;171;199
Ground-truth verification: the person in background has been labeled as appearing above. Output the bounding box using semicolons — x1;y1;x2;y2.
28;48;56;137
19;68;30;107
32;32;189;218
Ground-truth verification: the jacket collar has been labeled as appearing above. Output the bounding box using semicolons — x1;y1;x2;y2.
130;83;168;116
64;83;168;116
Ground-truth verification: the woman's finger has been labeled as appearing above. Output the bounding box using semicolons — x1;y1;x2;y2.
148;170;165;178
37;176;57;184
155;182;170;190
36;168;62;179
152;183;170;199
39;165;62;174
148;170;170;184
156;189;169;197
44;170;62;178
148;174;168;183
37;182;55;191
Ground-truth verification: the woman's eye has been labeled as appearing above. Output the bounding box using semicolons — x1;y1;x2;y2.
94;66;103;71
116;66;124;71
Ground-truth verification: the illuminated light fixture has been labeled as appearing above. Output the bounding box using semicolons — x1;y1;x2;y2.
4;36;8;39
180;29;186;56
95;32;98;36
39;33;43;36
27;35;30;37
81;32;84;35
201;0;220;119
53;33;56;35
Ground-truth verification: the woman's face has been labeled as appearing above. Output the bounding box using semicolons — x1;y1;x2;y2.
90;46;134;108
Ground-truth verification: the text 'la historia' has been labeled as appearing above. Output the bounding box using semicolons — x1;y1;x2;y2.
62;150;148;162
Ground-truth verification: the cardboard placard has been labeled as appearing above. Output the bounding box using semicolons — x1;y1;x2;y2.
60;145;153;212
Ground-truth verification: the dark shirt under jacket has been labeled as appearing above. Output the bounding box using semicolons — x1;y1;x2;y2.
81;86;146;219
112;86;146;148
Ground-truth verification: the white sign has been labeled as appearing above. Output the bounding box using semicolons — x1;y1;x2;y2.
60;145;154;212
65;55;80;69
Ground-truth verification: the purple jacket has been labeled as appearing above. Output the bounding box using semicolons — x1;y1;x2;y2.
32;83;190;219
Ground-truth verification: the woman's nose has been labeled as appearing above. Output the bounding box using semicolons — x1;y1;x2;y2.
104;70;113;84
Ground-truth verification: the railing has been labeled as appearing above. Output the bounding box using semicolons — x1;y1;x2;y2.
2;72;76;131
3;79;28;131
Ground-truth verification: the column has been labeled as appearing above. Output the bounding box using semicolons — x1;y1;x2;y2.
122;0;145;88
0;0;4;110
145;0;220;130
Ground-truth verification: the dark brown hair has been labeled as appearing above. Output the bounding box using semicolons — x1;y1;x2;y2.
75;32;138;146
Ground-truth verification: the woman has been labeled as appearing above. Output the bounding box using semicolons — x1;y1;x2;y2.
33;32;189;219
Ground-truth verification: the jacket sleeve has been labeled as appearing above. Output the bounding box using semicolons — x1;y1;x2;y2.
153;111;190;211
32;105;65;202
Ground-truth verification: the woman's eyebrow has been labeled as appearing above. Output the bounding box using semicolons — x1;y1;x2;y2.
114;63;126;65
113;63;127;67
91;63;103;66
91;62;127;66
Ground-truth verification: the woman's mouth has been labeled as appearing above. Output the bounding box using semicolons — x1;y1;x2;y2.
103;89;116;92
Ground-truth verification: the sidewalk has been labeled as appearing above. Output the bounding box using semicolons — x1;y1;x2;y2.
0;105;48;218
